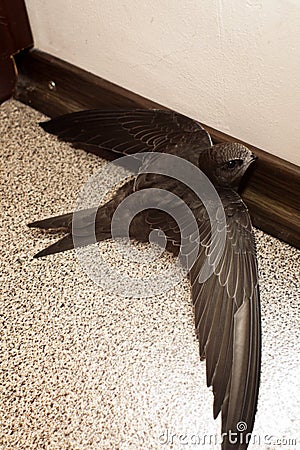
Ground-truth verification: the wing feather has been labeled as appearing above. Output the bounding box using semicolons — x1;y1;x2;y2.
189;191;261;449
40;109;212;158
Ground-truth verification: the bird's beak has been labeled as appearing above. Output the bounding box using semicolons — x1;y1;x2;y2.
251;153;258;161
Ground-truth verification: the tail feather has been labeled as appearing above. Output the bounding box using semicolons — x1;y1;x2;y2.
29;207;113;258
28;212;73;231
33;234;75;258
33;231;111;258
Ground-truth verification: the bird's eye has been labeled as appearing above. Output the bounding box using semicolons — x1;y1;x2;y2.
225;159;243;169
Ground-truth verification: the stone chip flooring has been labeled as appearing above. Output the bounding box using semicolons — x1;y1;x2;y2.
1;100;299;449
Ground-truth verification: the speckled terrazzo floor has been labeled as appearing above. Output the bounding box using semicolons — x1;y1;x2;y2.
1;100;299;450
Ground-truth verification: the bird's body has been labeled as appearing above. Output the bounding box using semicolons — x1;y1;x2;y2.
29;109;261;450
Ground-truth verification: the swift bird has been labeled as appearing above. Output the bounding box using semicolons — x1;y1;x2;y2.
29;109;261;449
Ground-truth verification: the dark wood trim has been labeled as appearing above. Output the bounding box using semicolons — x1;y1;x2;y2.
0;0;33;103
15;49;300;249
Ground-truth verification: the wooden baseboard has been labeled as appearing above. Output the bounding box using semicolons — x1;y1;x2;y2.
14;49;300;249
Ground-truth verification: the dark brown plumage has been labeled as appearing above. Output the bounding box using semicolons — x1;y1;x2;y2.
29;109;261;449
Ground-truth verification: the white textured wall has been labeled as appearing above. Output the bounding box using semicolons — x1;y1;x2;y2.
25;0;300;165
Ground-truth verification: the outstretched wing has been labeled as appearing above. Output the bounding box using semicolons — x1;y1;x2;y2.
40;109;212;158
136;184;261;449
189;190;261;450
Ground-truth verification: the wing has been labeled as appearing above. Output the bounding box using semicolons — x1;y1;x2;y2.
40;109;212;158
189;190;261;450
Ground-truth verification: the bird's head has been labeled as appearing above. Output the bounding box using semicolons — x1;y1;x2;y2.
198;142;257;189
